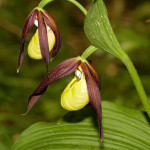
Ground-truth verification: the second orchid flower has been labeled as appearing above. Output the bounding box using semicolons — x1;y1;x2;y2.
26;57;103;141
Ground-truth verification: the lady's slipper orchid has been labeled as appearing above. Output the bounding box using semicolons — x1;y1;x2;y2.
26;57;103;141
17;8;62;72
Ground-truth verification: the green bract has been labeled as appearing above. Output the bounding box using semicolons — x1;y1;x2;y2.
84;0;126;60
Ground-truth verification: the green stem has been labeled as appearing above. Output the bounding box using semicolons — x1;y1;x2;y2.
66;0;87;16
38;0;54;8
81;45;97;59
38;0;87;16
123;55;150;117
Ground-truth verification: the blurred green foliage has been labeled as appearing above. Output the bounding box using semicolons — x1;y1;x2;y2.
0;0;150;149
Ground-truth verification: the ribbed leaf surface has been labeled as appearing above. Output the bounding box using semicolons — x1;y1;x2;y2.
12;101;150;150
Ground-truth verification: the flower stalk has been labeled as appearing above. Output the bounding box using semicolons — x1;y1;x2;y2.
38;0;54;8
38;0;87;15
81;45;97;59
123;55;150;116
66;0;87;16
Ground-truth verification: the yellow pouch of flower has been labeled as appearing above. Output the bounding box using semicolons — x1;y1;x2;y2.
61;76;89;111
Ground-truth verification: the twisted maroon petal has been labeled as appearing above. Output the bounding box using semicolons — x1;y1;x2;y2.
81;62;103;141
42;10;62;58
17;9;37;73
27;58;81;113
37;11;50;71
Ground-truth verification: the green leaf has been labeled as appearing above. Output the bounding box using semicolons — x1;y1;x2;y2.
12;101;150;150
84;0;126;60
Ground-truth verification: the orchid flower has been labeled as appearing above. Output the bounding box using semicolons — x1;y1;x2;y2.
17;8;62;73
26;57;103;141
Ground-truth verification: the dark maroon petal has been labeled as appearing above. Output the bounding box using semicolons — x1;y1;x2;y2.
42;10;62;58
85;62;101;89
37;11;50;71
27;58;81;113
81;62;103;141
17;9;37;73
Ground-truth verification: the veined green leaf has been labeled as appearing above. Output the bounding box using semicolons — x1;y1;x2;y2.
12;101;150;150
84;0;126;60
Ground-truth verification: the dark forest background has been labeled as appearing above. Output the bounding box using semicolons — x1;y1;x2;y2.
0;0;150;149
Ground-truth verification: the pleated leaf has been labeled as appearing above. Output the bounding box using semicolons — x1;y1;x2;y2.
12;101;150;150
84;0;126;60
